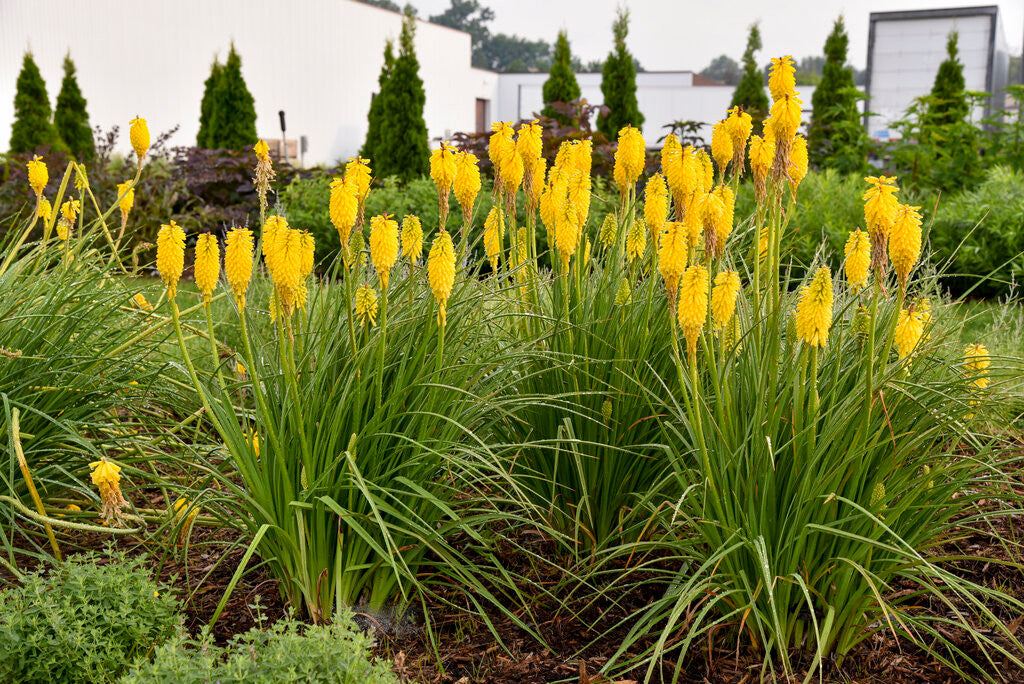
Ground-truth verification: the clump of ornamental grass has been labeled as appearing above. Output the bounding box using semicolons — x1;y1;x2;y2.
594;62;1024;682
162;153;540;638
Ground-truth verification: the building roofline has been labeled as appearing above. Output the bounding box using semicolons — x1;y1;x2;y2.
868;5;998;22
345;0;474;40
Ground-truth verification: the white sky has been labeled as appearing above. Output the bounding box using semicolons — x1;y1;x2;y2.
412;0;1024;70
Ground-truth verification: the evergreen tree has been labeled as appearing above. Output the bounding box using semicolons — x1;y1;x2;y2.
541;31;581;123
54;54;94;160
927;31;969;127
375;7;430;181
597;7;644;137
197;59;222;148
360;39;395;162
808;16;868;173
9;52;61;154
730;23;769;124
207;44;257;150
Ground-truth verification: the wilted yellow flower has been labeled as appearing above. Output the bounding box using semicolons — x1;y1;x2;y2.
172;498;199;540
355;285;378;327
129;116;150;164
795;266;833;348
483;205;503;270
329;177;359;254
614;125;645;194
133;292;153;311
626;218;646;264
401;215;423;263
254;139;270;162
369;214;399;290
427;229;456;325
749;134;775;202
894;308;925;359
157;220;186;299
711;121;733;177
769;56;796;101
658;222;688;302
27;156;47;197
193;233;220;302
964;343;990;390
711;270;741;330
61;198;81;224
453;152;481;219
224;227;254;309
89;459;128;525
677;264;709;358
698;189;725;257
344;157;372;203
644;173;668;248
843;229;871;291
889;203;922;291
725;106;753;172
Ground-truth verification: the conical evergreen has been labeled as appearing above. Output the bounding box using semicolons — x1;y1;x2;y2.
542;31;581;123
808;16;867;173
927;32;969;127
360;39;395;163
376;8;430;181
10;52;61;154
54;54;94;160
730;23;769;124
598;8;644;137
207;44;257;150
197;59;222;148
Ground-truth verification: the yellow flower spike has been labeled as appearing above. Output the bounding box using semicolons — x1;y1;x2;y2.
658;222;688;304
711;121;733;178
156;220;186;299
38;197;52;223
677;264;710;358
661;134;684;204
695;149;714;194
117;181;135;221
368;214;399;291
749;134;775;203
193;233;220;302
430;143;457;199
789;134;808;194
725;106;753;174
27;156;47;197
483;205;503;271
224;227;254;309
172;498;199;540
298;230;315;280
502;147;525;200
613;125;645;194
863;175;900;274
626;218;647;264
254;139;270;163
329;177;359;255
132;292;154;311
354;285;379;327
698;189;725;257
60;198;80;224
894;308;925;359
769;56;796;101
712;184;735;256
644;174;668;249
489;121;515;186
401;215;423;263
599;213;617;248
89;458;128;525
344;157;372;204
516;119;543;165
711;270;741;330
889;203;922;291
843;229;872;291
453;152;481;221
236;361;246;379
266;220;303;312
795;266;834;348
129;116;150;165
964;343;991;390
427;230;456;326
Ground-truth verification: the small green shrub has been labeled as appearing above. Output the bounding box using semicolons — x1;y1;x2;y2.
121;617;397;684
0;552;181;684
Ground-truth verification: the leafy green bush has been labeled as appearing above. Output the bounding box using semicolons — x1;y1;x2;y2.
931;165;1024;297
0;552;181;684
121;617;396;683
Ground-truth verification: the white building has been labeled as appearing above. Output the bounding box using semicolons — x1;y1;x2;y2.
864;5;1011;141
1;0;785;166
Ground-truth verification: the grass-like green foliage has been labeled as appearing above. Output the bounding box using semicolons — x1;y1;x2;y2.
121;616;396;683
0;551;181;683
171;247;527;623
603;180;1024;681
497;209;676;552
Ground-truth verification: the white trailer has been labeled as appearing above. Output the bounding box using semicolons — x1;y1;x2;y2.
864;5;1010;141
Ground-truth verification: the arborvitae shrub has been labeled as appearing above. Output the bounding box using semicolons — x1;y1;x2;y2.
207;44;258;150
375;9;430;181
9;52;62;154
54;54;94;160
598;8;644;137
196;59;222;148
542;31;581;124
361;39;395;163
808;16;867;173
731;24;769;125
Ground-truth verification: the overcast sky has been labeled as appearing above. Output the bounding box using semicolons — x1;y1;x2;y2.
412;0;1023;70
